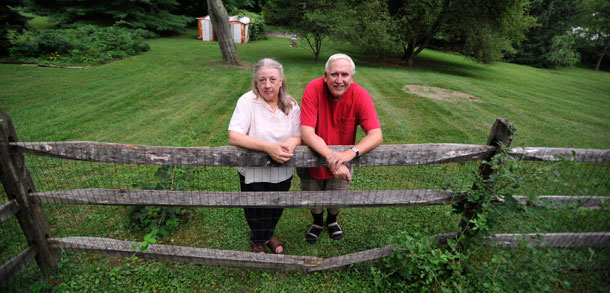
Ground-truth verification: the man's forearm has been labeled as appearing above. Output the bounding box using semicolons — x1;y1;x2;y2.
354;128;383;155
302;126;333;157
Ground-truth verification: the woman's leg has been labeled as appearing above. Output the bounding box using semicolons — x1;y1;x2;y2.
240;173;291;250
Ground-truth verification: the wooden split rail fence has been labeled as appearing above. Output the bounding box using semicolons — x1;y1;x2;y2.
1;109;609;286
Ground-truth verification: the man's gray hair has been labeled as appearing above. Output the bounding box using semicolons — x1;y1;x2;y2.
325;53;356;75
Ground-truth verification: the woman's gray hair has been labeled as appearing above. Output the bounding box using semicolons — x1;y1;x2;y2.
252;58;296;115
325;53;356;75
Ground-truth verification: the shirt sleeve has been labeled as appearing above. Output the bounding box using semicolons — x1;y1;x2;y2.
227;94;251;135
300;81;319;128
356;87;381;132
291;103;302;137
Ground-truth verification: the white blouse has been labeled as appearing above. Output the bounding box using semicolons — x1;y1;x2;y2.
228;91;301;184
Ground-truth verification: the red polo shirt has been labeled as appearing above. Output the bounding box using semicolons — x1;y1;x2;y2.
301;77;380;179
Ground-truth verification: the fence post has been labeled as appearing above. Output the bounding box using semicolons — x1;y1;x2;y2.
458;118;514;240
0;109;58;279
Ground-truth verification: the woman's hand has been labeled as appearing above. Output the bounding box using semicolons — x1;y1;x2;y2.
266;142;294;163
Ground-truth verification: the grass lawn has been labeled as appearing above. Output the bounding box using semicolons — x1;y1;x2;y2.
1;29;609;291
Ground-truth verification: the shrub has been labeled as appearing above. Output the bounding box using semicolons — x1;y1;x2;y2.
129;166;197;237
9;25;150;66
372;229;466;292
232;10;267;42
545;34;581;68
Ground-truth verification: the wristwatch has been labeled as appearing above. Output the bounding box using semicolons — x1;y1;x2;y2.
350;147;359;158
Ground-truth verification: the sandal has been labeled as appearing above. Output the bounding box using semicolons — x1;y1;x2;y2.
265;237;283;254
305;224;323;244
327;221;343;240
251;241;265;253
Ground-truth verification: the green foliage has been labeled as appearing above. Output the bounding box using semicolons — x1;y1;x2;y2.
339;0;398;59
575;0;610;70
8;25;150;66
546;34;581;67
129;165;196;249
333;0;536;66
25;0;190;35
232;10;267;42
465;244;567;292
373;229;466;291
374;145;600;292
264;0;348;62
509;0;586;68
0;1;31;56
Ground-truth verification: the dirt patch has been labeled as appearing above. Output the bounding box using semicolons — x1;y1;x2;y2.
402;85;479;102
266;30;294;38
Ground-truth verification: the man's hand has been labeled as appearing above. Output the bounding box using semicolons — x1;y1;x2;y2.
331;164;352;181
325;150;356;172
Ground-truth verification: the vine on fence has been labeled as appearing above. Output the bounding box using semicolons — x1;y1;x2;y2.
372;147;571;291
130;165;197;251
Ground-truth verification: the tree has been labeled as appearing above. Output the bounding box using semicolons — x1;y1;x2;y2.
576;0;610;71
1;0;30;56
264;0;348;62
509;0;585;68
25;0;190;35
339;0;398;60
207;0;239;65
391;0;536;66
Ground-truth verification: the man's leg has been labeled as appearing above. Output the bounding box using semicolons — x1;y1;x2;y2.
325;178;350;240
298;168;325;244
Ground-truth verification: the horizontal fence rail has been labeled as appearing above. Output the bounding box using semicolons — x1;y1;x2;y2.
488;232;610;247
30;189;609;209
0;199;19;224
13;142;610;167
436;232;610;247
508;147;610;162
13;142;496;167
48;237;394;272
0;246;38;287
510;195;609;209
30;189;456;207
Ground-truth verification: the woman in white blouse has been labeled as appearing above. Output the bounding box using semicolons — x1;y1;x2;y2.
228;58;301;254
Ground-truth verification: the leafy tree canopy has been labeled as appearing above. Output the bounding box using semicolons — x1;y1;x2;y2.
575;0;610;70
509;0;586;68
25;0;191;35
391;0;536;65
265;0;535;66
264;0;349;62
1;0;30;56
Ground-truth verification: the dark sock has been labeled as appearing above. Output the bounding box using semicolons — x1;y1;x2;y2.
326;211;343;240
306;212;324;244
313;211;324;226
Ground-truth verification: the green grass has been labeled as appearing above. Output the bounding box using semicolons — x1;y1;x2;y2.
1;30;609;291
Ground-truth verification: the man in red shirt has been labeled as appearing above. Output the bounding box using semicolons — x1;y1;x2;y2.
300;53;383;244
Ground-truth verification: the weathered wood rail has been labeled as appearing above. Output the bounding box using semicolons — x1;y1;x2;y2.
1;111;609;286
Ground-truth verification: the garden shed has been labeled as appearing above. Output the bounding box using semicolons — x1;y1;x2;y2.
197;15;250;44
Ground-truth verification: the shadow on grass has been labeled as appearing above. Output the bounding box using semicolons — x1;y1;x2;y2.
342;48;491;80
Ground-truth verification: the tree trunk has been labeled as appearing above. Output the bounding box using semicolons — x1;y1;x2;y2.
403;43;415;67
594;37;610;71
207;0;240;65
